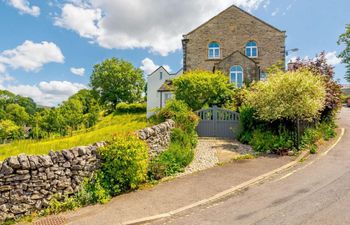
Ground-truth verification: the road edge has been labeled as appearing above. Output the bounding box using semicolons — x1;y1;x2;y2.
122;128;345;225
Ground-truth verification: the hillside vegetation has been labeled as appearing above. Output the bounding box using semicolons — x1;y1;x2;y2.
0;113;148;161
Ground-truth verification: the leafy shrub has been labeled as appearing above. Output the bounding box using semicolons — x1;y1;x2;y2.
153;99;199;134
342;95;350;104
301;128;321;148
288;52;342;120
246;69;326;122
149;142;194;179
44;135;149;212
301;121;336;150
45;195;81;215
309;145;317;154
237;105;258;144
171;128;198;149
96;135;149;197
115;102;146;113
249;130;293;153
173;70;236;111
321;123;336;140
148;128;195;180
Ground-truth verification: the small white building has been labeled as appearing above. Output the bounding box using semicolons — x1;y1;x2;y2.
146;66;183;118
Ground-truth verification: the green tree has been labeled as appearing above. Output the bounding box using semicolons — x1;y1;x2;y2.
246;69;326;122
5;104;30;126
90;58;145;110
173;70;236;111
0;120;24;143
60;98;84;135
15;96;37;115
40;108;66;136
68;89;100;128
338;24;350;82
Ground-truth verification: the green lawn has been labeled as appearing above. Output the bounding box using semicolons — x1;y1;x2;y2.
0;113;149;161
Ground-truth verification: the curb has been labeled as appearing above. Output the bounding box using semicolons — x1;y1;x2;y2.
122;129;345;225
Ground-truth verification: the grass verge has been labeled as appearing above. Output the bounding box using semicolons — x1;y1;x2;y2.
0;113;148;161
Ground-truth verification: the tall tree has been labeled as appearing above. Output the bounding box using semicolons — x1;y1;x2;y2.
59;98;84;135
90;58;145;111
338;24;350;82
5;104;30;126
68;89;100;127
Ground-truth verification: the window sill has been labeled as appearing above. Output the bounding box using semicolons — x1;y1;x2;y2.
205;58;221;61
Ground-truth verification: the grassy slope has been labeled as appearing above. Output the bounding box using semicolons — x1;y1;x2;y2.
0;113;148;161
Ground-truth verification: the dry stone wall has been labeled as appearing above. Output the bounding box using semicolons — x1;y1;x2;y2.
0;119;174;222
137;119;175;157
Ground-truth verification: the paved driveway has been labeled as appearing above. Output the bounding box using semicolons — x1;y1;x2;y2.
153;107;350;225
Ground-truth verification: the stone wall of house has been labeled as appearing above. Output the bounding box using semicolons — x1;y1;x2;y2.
215;51;259;82
0;119;175;221
182;5;285;75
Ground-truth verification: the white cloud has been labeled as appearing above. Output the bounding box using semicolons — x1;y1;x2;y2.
0;40;64;72
38;81;86;96
5;81;87;106
0;74;14;89
70;67;85;76
0;64;6;74
289;52;342;67
54;0;268;56
140;58;171;75
325;51;342;66
54;4;102;39
8;0;40;17
271;8;279;16
263;0;270;9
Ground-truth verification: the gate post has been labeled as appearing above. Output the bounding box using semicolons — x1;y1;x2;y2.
213;105;218;136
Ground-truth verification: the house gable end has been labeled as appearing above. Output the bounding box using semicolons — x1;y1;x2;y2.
184;5;284;38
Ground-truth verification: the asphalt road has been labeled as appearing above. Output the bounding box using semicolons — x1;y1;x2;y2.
153;107;350;225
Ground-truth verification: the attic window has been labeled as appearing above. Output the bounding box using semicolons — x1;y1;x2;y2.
246;41;258;58
160;72;163;80
208;42;220;59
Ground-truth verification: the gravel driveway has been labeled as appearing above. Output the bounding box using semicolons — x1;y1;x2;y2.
180;138;254;176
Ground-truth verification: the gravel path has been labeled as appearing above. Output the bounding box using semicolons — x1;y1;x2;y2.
181;139;219;175
179;138;253;176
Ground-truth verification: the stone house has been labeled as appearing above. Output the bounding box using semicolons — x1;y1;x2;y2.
147;5;286;117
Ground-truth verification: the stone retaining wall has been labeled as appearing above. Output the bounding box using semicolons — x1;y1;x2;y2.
137;119;175;157
0;119;174;221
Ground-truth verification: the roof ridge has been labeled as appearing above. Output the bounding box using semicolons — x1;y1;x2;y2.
184;4;284;37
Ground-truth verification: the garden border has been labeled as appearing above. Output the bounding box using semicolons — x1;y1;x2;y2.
122;128;345;225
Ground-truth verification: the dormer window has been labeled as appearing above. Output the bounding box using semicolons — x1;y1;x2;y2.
246;41;258;58
208;42;220;59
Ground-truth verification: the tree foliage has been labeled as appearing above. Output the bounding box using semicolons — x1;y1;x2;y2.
0;120;23;143
5;104;30;126
288;52;342;119
338;24;350;82
246;70;326;121
173;70;236;111
90;58;145;110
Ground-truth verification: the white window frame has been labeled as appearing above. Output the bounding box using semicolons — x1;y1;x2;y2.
246;42;258;58
208;43;220;59
230;66;244;87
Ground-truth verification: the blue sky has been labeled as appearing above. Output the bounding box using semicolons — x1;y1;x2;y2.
0;0;349;106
